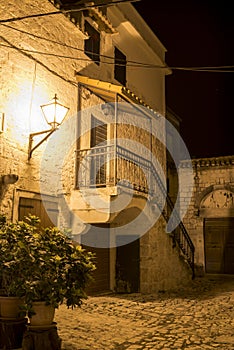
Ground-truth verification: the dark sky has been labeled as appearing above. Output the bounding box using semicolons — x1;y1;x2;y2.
133;0;233;158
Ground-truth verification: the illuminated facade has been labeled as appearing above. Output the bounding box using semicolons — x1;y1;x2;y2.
0;0;194;293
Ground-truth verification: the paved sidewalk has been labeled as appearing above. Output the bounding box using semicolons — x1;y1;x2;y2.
55;275;234;350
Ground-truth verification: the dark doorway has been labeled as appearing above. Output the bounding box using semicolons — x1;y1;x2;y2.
204;218;234;274
116;236;140;293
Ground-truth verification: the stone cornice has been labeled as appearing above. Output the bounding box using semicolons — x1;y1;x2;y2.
50;0;115;35
180;155;234;168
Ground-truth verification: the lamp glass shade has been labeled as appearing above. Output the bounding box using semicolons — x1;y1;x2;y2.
41;95;69;128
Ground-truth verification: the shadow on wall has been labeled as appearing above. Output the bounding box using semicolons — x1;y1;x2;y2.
0;174;19;201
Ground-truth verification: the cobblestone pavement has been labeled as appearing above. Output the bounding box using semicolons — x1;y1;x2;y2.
55;275;234;350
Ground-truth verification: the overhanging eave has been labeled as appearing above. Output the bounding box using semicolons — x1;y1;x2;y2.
76;74;161;117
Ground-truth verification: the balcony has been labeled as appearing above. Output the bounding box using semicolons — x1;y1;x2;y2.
70;143;154;223
76;144;151;193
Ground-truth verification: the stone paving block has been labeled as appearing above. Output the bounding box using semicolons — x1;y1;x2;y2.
54;276;234;350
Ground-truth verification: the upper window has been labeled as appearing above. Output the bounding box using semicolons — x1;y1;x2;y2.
114;47;126;86
91;116;107;148
90;116;107;186
84;21;100;65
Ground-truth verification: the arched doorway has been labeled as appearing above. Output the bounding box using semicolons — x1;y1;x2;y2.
199;188;234;274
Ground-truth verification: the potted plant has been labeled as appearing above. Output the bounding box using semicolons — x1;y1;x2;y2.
23;219;96;326
0;215;96;325
0;214;28;318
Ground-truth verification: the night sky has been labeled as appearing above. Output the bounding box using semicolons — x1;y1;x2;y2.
133;0;233;158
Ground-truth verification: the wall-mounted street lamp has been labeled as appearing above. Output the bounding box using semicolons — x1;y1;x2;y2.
28;94;69;160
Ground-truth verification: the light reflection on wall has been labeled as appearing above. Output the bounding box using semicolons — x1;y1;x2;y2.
5;81;49;147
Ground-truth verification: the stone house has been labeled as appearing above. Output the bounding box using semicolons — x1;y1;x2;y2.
180;155;234;275
0;0;195;294
167;109;234;276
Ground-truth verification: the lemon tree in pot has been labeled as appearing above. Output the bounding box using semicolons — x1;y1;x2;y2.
20;216;96;326
0;215;96;326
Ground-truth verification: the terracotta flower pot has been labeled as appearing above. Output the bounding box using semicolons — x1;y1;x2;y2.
0;296;25;319
29;301;55;326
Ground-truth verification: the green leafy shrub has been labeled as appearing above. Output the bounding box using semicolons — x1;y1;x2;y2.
0;215;96;310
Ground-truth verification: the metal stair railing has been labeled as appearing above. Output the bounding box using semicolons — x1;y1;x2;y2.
116;146;195;278
150;164;195;278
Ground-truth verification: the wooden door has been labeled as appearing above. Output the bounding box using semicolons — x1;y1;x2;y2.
224;220;234;273
81;224;110;294
18;197;58;228
204;218;234;274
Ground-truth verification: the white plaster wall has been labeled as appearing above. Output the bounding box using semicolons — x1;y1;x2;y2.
108;4;169;114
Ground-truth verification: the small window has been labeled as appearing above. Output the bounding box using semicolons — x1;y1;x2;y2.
114;47;126;86
91;116;107;147
90;116;107;186
84;21;100;65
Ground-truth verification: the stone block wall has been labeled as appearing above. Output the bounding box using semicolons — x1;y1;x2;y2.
140;216;192;292
0;0;86;219
179;156;234;271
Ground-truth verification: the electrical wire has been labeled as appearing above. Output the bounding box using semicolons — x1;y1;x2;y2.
0;0;140;23
0;4;233;72
0;20;233;72
1;26;233;72
1;23;163;68
171;66;234;72
0;36;77;86
0;42;117;65
1;41;233;72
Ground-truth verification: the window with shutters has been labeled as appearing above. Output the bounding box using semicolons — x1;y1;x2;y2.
84;21;100;65
114;47;126;86
18;197;58;228
90;116;108;185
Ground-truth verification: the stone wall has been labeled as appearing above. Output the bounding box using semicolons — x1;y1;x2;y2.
140;216;192;292
179;155;234;273
0;0;83;219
